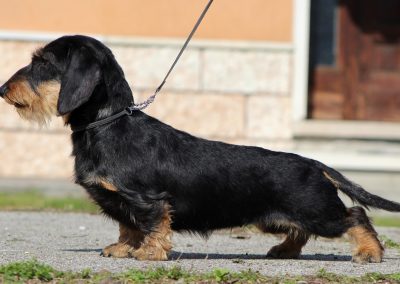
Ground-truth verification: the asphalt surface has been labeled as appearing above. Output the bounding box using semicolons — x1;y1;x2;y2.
0;212;400;276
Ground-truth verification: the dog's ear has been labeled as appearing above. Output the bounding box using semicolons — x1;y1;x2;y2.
102;53;129;97
57;47;101;115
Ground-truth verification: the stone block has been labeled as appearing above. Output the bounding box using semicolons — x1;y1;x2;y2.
0;131;73;178
0;41;43;82
137;92;245;138
246;95;292;139
203;50;291;94
112;45;201;91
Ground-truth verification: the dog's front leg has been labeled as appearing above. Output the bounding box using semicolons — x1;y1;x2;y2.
101;224;144;258
101;206;172;261
131;207;173;261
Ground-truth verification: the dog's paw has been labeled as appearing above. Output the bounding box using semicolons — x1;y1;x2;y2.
101;243;134;258
132;245;169;261
352;249;383;264
267;245;301;259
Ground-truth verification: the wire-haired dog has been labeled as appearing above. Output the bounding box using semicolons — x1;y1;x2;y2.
1;35;400;263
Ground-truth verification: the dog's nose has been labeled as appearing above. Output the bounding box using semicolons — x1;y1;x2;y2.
0;85;8;98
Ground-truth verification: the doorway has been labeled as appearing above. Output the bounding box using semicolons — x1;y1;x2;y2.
308;0;400;122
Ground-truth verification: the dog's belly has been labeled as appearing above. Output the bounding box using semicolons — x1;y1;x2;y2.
170;213;253;232
168;192;273;232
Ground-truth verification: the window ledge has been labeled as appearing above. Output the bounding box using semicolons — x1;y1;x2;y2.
293;120;400;141
292;120;400;172
293;150;400;172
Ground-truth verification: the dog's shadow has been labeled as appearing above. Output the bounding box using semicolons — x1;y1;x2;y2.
63;248;352;261
63;248;103;253
169;251;352;261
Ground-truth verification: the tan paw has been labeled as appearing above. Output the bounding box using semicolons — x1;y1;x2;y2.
352;249;383;264
132;245;169;261
101;243;135;258
267;245;301;259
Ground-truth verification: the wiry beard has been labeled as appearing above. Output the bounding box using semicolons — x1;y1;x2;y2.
5;80;61;125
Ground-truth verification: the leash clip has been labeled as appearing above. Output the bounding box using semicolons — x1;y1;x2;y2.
125;106;134;115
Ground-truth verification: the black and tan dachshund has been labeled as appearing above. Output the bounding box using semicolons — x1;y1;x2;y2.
1;35;399;263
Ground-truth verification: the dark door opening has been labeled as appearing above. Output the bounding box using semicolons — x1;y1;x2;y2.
308;0;400;122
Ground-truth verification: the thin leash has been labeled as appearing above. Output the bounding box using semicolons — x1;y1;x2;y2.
131;0;214;111
72;0;214;132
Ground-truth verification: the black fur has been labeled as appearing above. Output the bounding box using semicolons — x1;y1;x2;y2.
1;35;399;258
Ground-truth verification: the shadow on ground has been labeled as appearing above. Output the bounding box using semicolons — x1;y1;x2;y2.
63;248;353;261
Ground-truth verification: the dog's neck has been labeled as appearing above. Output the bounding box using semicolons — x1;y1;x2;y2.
66;80;133;130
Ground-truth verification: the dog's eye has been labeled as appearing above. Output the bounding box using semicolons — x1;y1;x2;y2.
14;102;26;108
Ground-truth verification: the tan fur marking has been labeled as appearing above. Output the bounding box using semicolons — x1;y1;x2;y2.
102;224;144;258
98;179;118;192
323;171;340;190
5;80;60;125
132;205;173;261
84;176;118;192
5;80;36;107
102;205;173;261
347;225;383;263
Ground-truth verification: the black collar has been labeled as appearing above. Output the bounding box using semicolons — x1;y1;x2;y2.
71;106;135;133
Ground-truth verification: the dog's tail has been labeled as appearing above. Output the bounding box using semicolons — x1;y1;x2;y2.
317;162;400;212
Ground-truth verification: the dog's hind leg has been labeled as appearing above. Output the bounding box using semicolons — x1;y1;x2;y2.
346;206;383;263
267;233;309;259
256;219;309;259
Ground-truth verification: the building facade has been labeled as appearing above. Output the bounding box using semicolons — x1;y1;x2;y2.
0;0;399;180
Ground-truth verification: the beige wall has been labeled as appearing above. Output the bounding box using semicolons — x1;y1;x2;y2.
0;0;293;42
0;0;294;179
0;39;292;179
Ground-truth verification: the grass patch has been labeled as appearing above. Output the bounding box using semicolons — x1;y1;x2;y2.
0;190;98;214
380;235;400;251
2;260;400;283
316;268;400;284
0;259;61;282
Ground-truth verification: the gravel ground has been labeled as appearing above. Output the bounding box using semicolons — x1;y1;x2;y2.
0;212;399;277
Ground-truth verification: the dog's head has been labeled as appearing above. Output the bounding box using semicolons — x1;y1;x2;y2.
0;35;131;125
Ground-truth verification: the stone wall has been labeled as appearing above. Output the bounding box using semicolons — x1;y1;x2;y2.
0;39;293;179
